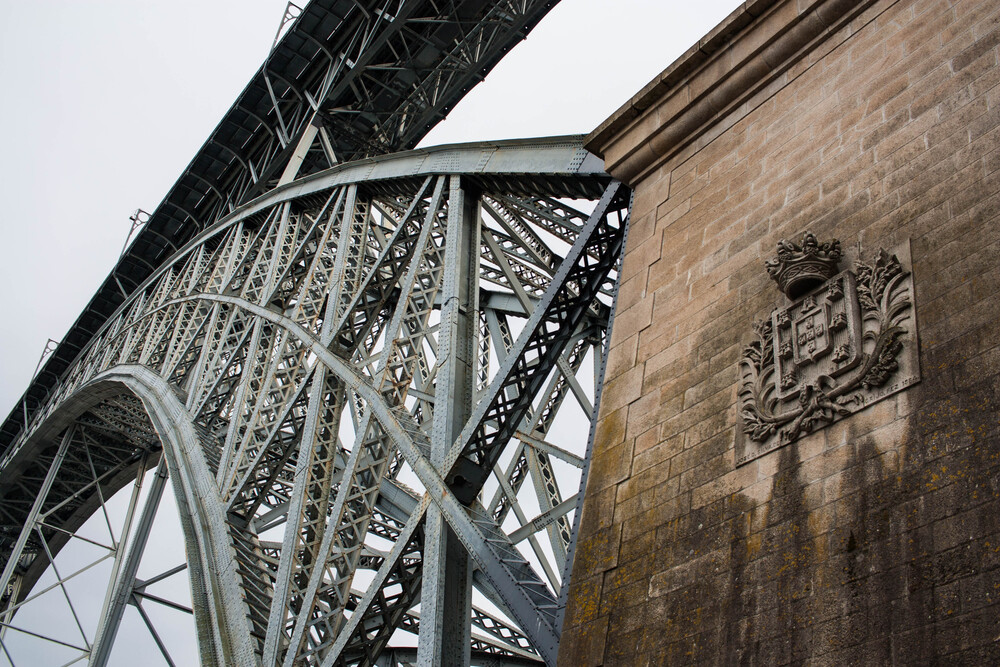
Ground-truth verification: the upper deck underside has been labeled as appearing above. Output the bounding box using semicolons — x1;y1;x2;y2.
1;0;562;454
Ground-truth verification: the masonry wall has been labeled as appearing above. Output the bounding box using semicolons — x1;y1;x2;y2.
562;0;1000;664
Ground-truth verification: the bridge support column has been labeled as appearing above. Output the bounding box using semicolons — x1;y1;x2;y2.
418;177;480;666
90;456;169;666
0;425;75;631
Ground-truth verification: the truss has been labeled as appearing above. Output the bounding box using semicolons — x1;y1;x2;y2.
0;138;630;666
0;0;562;455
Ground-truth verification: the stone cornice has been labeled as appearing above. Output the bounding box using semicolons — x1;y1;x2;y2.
586;0;879;186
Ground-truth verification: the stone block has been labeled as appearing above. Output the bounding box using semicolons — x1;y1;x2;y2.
562;0;1000;663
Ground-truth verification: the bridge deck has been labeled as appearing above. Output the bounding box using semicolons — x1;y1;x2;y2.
1;0;560;455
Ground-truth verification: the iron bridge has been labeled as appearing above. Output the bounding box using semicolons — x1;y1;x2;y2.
0;2;633;666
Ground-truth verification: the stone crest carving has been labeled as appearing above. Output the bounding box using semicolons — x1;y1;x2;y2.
736;233;920;465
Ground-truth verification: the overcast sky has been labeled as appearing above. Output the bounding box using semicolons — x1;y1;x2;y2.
0;0;741;662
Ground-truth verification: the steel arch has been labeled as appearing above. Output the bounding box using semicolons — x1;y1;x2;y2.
0;138;630;666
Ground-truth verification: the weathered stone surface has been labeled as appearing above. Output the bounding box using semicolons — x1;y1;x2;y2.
562;0;1000;663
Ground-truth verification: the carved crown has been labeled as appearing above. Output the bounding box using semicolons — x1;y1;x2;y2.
765;232;842;299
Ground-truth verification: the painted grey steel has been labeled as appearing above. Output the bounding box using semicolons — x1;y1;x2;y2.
89;459;171;666
0;8;626;658
419;177;479;665
0;136;630;665
0;428;74;606
0;0;564;457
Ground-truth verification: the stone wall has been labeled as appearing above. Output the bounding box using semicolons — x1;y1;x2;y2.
561;0;1000;663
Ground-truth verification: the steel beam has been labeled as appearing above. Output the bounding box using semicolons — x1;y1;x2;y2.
90;458;170;666
0;139;630;666
419;177;480;666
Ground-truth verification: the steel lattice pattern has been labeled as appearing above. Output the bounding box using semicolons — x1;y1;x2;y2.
0;139;630;666
0;0;562;459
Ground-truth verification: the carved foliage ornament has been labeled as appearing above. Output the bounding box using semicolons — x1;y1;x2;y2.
736;232;920;465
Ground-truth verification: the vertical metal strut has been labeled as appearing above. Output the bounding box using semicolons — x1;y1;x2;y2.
0;139;629;666
418;177;480;665
90;458;171;666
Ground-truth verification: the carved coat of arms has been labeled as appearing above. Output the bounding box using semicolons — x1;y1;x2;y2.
736;232;919;465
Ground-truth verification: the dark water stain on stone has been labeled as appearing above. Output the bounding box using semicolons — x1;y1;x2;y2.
815;430;896;663
720;494;754;665
718;357;1000;665
720;438;817;666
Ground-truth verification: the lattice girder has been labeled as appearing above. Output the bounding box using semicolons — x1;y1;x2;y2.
0;138;628;666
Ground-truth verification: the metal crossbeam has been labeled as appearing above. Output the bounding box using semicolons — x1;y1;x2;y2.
0;25;629;663
0;0;562;459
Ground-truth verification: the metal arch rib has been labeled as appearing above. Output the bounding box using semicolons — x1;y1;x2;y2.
0;0;563;459
156;290;564;663
80;367;259;666
2;137;608;470
0;139;629;665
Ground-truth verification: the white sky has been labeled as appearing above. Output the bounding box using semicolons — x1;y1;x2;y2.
0;0;742;662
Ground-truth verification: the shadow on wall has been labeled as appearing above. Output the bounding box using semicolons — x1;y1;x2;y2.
719;371;1000;664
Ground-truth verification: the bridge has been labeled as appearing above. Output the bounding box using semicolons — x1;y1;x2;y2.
0;2;631;665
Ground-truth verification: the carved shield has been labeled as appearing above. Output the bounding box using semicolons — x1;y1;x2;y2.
771;271;862;401
736;241;920;466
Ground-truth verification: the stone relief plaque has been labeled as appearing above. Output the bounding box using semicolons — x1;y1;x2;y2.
736;233;920;466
